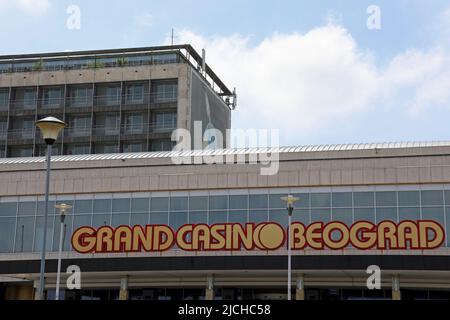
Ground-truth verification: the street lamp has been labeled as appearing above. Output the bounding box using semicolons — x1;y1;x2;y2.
36;117;66;300
281;194;299;301
54;203;72;301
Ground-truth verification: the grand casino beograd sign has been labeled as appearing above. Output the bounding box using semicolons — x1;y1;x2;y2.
71;220;446;253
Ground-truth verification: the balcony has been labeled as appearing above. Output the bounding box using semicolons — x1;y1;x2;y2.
10;99;37;110
8;128;35;140
66;121;176;138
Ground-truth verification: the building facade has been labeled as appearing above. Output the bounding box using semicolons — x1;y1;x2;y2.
0;45;234;157
1;142;450;300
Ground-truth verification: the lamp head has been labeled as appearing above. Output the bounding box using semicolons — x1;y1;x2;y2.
36;117;66;145
55;203;72;216
281;194;299;209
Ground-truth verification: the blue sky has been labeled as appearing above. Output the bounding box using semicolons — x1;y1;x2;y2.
1;0;450;146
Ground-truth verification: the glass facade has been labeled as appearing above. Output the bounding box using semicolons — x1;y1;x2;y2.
1;187;449;253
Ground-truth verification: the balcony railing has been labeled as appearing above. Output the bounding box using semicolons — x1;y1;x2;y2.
64;121;177;138
0;52;181;74
7;128;35;140
4;92;177;110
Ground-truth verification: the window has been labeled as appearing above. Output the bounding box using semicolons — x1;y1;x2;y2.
311;193;331;208
15;217;34;252
152;54;178;65
0;118;7;139
105;86;121;105
332;193;352;207
125;84;144;104
150;139;173;152
10;146;33;157
70;86;92;107
0;217;16;253
95;143;119;154
42;87;62;108
152;81;177;103
20;118;34;139
123;142;143;153
0;89;8;108
23;88;36;108
125;113;143;134
104;114;120;135
398;191;420;207
209;196;228;210
152;111;177;131
375;191;397;206
68;115;91;136
67;143;90;155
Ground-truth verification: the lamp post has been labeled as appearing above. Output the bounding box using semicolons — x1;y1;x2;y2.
35;117;66;300
54;203;72;300
281;194;299;301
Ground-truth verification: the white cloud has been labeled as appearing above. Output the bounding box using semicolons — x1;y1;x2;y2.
0;0;51;16
166;23;450;145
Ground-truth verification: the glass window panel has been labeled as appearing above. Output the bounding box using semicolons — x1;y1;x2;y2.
0;202;17;216
170;197;188;211
131;198;149;213
37;201;55;215
169;211;188;229
52;214;73;252
311;193;331;208
332;208;353;225
92;214;111;227
18;201;36;216
249;209;268;224
249;194;268;209
398;191;420;207
421;191;444;206
398;207;420;221
269;209;289;228
376;207;397;223
74;200;92;214
209;196;227;210
151;197;168;211
93;199;111;214
15;216;34;252
112;198;130;213
189;211;208;224
73;214;92;230
354;192;374;207
130;213;149;226
34;216;54;252
292;193;310;208
208;211;227;224
445;191;450;206
150;212;168;225
269;194;286;209
311;208;331;222
228;210;247;224
446;208;450;246
354;208;375;222
189;196;208;211
292;208;310;225
229;195;248;209
111;213;130;227
421;207;445;224
0;217;16;253
332;193;352;207
375;191;397;207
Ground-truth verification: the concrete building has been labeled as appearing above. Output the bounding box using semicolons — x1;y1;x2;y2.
1;142;450;300
0;45;234;157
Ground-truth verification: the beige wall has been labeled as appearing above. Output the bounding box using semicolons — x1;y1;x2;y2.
0;145;449;196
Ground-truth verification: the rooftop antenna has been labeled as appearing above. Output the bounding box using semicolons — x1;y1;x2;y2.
202;48;206;77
